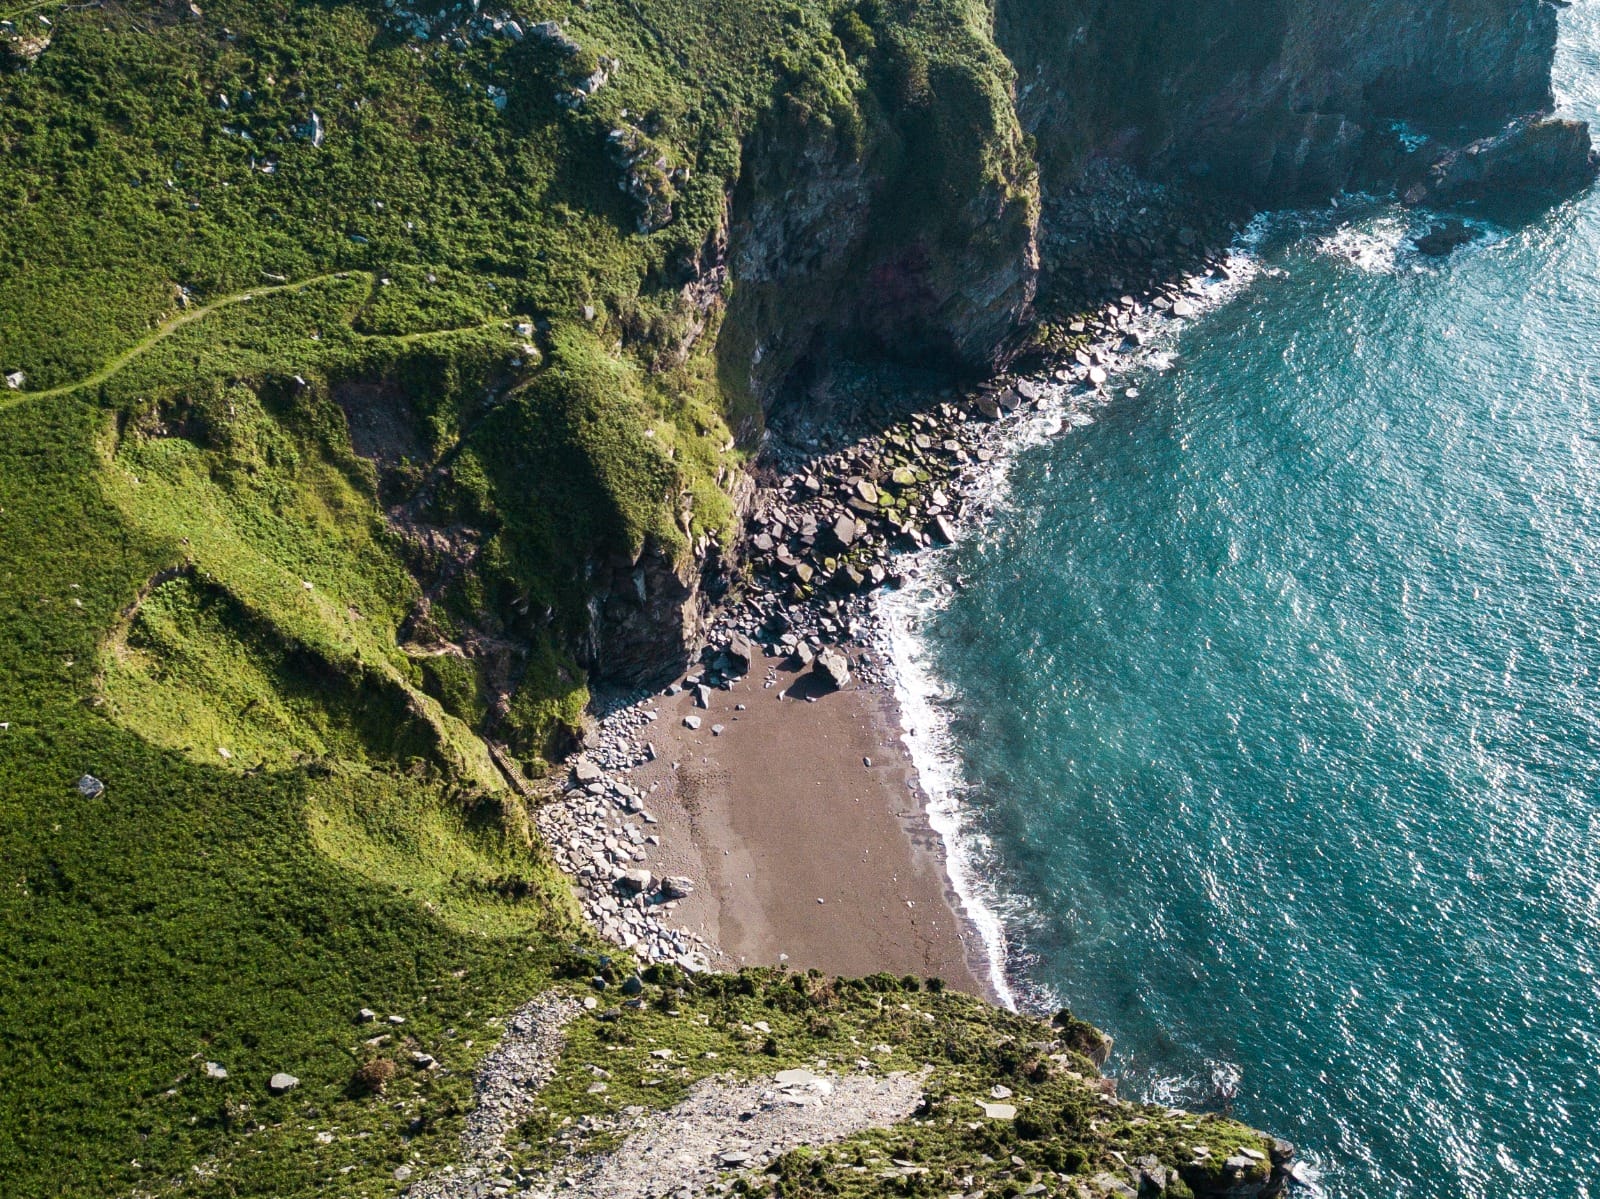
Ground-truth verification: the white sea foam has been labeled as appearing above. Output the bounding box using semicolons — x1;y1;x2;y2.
873;219;1271;1013
877;575;1019;1009
1315;213;1413;274
1302;200;1505;276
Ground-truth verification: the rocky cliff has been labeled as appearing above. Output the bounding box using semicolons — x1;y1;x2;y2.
998;0;1567;201
593;0;1592;691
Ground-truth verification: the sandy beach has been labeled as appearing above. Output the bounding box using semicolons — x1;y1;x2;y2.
586;647;988;995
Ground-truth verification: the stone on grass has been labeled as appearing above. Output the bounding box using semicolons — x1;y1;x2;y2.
268;1072;299;1095
76;774;105;799
203;1061;228;1080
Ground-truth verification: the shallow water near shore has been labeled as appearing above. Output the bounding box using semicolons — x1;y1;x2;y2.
885;7;1600;1197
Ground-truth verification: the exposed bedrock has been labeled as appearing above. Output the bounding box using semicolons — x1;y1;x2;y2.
997;0;1570;202
586;1;1595;690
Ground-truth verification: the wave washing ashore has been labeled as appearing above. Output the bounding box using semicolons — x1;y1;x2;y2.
878;11;1600;1197
537;230;1262;1000
878;231;1272;1014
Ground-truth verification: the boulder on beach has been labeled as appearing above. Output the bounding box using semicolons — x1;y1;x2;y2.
725;633;754;675
812;647;851;690
616;868;654;893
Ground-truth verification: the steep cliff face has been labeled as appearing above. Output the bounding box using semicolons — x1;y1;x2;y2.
719;8;1040;409
590;0;1587;689
996;0;1562;203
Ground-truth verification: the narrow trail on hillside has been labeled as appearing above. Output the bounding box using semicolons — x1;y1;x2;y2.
2;273;361;407
1;270;512;411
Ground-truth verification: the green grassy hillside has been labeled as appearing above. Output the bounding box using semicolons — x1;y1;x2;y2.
0;2;1282;1195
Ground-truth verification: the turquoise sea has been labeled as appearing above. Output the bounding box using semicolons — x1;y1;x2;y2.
884;6;1600;1196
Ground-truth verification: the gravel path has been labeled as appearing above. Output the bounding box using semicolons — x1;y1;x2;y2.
524;1067;928;1199
403;991;584;1199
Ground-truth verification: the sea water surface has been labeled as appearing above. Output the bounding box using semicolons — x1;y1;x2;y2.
884;6;1600;1197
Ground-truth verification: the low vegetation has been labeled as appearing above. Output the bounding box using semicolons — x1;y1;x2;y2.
0;1;1264;1196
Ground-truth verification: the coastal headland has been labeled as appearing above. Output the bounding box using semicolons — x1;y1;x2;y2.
1;0;1594;1195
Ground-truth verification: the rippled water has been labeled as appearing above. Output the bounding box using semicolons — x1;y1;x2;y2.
886;8;1600;1197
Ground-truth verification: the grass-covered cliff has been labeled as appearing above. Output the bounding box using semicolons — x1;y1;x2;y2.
0;0;1580;1195
0;2;1038;1194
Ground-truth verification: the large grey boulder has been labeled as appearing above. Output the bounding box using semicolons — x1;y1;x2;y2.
725;633;755;675
616;869;654;893
811;648;851;690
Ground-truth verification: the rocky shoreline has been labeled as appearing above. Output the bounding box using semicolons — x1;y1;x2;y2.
534;227;1252;980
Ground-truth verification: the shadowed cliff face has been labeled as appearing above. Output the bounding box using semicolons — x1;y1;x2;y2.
721;33;1040;400
590;0;1587;687
997;0;1559;201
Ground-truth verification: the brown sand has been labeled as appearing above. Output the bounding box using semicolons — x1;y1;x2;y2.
614;650;987;996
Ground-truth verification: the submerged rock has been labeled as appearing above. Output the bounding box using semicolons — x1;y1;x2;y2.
1413;219;1477;257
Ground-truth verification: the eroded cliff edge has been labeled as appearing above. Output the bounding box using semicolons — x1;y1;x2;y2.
597;0;1595;691
0;3;1590;1192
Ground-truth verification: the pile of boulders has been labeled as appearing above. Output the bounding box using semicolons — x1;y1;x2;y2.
378;1;527;50
534;760;711;972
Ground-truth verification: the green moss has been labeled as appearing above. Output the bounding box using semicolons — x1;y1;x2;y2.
417;650;492;728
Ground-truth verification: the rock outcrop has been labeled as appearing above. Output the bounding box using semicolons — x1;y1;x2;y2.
1411;114;1598;204
989;0;1594;300
998;0;1567;202
720;23;1039;403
